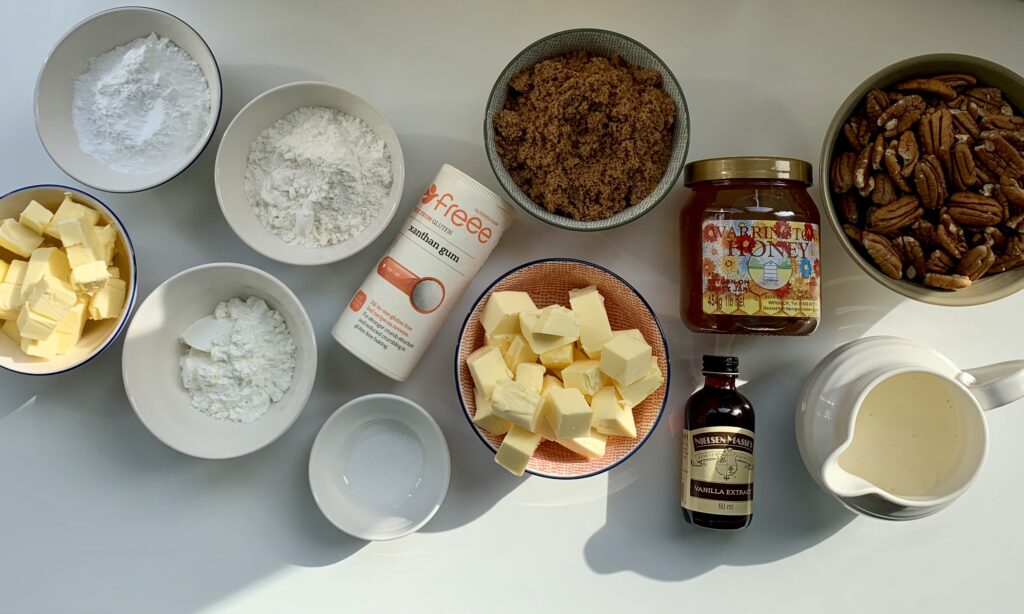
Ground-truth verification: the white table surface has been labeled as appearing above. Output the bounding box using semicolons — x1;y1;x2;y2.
2;1;1023;612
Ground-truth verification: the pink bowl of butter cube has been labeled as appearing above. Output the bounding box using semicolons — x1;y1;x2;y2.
0;185;136;375
455;258;670;479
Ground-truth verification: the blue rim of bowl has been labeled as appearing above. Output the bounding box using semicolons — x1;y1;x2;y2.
33;5;224;194
212;80;407;266
483;27;690;232
0;183;138;377
453;257;671;480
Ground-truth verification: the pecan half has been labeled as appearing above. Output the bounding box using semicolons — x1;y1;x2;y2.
914;155;947;209
933;73;977;88
927;249;956;274
844;116;872;150
950;141;977;190
924;273;972;290
838;193;859;224
989;252;1024;274
1007;212;1024;232
870;174;897;205
831;151;856;193
862;231;903;279
951;109;980;140
966;87;1005;116
878;95;925;138
948;192;1005;226
854;144;874;194
998;175;1024;209
957;245;996;280
974;136;1024;179
894;236;927;280
870;134;885;170
898;131;919;177
919;108;954;158
981;115;1024;131
908;218;936;248
893;78;958;101
865;89;889;124
937;213;967;257
843;224;863;245
884;140;911;191
868;195;922;232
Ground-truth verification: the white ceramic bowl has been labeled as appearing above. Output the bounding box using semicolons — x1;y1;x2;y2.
35;6;222;193
121;263;316;459
309;394;450;540
0;185;137;376
215;81;406;266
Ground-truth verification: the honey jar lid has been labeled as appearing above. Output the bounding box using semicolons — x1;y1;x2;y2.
683;156;813;185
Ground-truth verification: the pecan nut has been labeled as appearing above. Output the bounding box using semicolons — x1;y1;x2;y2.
893;78;958;101
862;231;903;279
927;249;956;274
843;224;863;245
867;195;922;232
831;151;856;193
974;136;1024;179
933;74;977;88
908;218;936;249
871;173;897;205
947;192;1005;226
854;144;874;192
937;213;967;257
843;116;872;150
866;89;889;124
924;273;972;290
898;131;919;177
894;236;927;280
919;108;954;158
957;245;996;280
878;95;926;138
951;108;981;140
838;193;859;224
999;175;1024;209
914;155;947;209
950;141;977;190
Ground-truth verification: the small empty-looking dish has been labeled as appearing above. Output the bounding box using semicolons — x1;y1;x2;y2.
309;394;451;541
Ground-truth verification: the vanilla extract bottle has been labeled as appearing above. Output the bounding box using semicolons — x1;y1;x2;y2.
681;355;755;530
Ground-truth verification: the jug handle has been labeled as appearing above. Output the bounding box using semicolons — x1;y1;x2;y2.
957;361;1024;411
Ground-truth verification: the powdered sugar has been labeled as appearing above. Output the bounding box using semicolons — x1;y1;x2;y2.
179;297;296;423
72;33;212;174
243;106;393;248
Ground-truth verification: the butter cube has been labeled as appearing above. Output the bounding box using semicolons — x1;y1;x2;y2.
599;335;653;387
534;305;580;338
25;248;70;286
87;277;126;320
480;291;536;335
95;225;117;262
502;334;537;371
472;388;511;435
494;426;542;476
547;388;593;439
556;430;608;459
59;217;108;263
592;386;637;438
65;244;97;269
43;193;99;239
107;266;120;279
0;283;24;320
0;261;7;282
55;300;88;352
491;378;543;432
616;357;664;408
484;331;514;353
17;305;59;340
539;343;574;371
24;275;77;321
570;286;614;358
519;309;576;354
19;201;54;235
3;259;26;285
560;359;608;397
71;260;111;293
515;362;546;393
611;329;646;344
21;332;60;359
2;318;21;344
467;345;512;399
0;219;44;258
56;331;77;355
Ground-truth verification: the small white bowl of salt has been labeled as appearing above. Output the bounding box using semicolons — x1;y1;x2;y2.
35;7;222;193
309;394;451;540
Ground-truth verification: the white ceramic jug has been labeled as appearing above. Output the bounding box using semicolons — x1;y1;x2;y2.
797;336;1024;520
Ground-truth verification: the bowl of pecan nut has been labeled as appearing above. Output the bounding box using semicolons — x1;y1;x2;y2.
822;54;1024;306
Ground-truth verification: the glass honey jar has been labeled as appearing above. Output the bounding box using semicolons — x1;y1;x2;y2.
680;157;820;336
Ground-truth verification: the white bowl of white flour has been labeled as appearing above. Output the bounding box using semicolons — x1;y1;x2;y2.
35;7;221;193
121;263;317;459
215;82;406;265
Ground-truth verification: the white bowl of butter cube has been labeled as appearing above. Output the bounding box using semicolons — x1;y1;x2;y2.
455;258;669;479
0;185;135;376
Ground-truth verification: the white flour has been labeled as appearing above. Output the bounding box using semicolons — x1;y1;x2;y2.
243;106;393;248
72;33;212;174
179;297;296;423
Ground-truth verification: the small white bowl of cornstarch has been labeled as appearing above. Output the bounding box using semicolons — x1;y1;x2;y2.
215;82;406;266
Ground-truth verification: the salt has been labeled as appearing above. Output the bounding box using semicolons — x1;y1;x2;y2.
342;420;425;511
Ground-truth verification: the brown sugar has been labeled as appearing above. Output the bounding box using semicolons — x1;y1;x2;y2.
492;52;676;222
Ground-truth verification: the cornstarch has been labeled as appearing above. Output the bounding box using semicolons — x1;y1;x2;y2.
179;297;296;424
243;106;393;248
72;33;212;174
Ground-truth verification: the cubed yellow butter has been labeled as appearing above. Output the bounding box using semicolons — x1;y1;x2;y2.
107;266;120;279
472;388;511;436
17;305;60;340
21;331;60;359
495;426;542;476
540;374;564;419
539;343;574;371
467;345;512;399
515;362;546;393
480;291;536;335
556;430;608;459
561;359;607;396
0;260;8;281
0;283;24;320
25;247;70;286
0;219;44;258
19;201;54;235
56;299;88;336
24;275;77;321
611;329;646;344
491;378;543;432
87;277;126;320
502;334;537;371
4;259;27;285
44;193;99;239
599;335;653;387
57;216;91;247
547;387;593;439
519;309;577;355
616;357;664;408
65;244;97;269
56;330;77;355
534;305;579;338
484;331;514;353
71;260;111;293
569;286;614;358
95;225;117;262
2;318;21;343
592;386;637;438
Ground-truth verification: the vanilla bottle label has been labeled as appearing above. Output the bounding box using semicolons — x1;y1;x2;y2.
681;426;755;516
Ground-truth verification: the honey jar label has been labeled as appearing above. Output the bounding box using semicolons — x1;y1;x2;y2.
700;219;820;318
681;426;755;516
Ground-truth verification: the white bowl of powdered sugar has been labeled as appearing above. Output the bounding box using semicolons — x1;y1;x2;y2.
35;7;221;193
214;81;406;265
